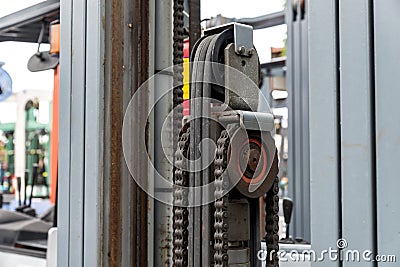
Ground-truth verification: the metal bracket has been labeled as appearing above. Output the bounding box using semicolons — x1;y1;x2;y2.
224;43;259;111
204;22;254;57
218;110;274;132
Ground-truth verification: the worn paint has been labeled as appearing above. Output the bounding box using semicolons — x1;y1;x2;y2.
108;0;123;266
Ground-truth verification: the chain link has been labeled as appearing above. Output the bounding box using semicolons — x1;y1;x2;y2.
172;0;188;266
173;126;190;267
264;175;280;267
213;125;236;267
171;4;280;263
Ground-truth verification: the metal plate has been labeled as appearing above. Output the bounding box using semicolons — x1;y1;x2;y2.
224;43;259;111
227;199;250;241
227;248;249;265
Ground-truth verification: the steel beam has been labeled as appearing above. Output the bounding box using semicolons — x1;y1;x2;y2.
285;1;295;229
374;0;400;261
206;11;285;30
189;0;201;52
58;0;152;266
286;0;310;240
67;0;87;265
57;0;73;265
291;0;302;240
238;11;285;30
308;1;340;266
300;5;310;241
84;0;104;266
339;1;375;266
154;0;174;265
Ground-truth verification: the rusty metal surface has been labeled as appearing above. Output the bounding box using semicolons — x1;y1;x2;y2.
105;0;150;265
108;0;124;266
189;0;201;52
132;0;150;266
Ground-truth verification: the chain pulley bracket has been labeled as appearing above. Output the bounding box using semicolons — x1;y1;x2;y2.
204;22;254;57
172;18;280;267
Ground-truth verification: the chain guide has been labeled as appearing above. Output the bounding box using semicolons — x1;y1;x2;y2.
264;176;280;267
172;0;188;266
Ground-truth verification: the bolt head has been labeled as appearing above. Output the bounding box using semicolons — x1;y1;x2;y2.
237;46;246;54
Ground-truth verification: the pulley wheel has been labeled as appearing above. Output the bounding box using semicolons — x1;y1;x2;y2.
227;128;278;198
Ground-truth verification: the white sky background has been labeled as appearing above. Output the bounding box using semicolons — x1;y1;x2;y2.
201;0;287;63
0;0;52;123
0;0;286;123
0;0;52;93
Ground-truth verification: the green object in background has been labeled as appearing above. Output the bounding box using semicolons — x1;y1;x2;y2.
0;122;15;132
0;142;6;163
5;132;14;175
0;124;15;178
0;99;51;197
24;101;50;198
0;131;13;193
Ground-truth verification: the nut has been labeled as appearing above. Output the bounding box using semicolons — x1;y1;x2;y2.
237;46;246;55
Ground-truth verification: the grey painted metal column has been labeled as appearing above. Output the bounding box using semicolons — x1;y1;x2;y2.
84;0;104;266
285;0;295;222
308;1;340;266
59;0;87;266
291;0;303;240
60;0;155;265
299;1;310;242
374;0;400;262
154;0;174;265
57;0;73;265
309;0;400;265
59;0;105;266
339;1;375;266
285;0;310;240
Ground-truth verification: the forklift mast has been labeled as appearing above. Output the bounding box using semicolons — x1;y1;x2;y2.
171;17;279;267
